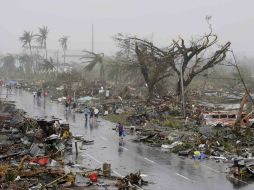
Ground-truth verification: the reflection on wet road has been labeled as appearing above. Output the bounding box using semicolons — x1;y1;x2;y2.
1;87;254;190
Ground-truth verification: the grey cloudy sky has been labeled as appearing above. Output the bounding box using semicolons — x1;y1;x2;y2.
0;0;254;56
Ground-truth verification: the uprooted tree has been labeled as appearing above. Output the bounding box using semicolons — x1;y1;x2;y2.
115;21;231;100
114;34;176;100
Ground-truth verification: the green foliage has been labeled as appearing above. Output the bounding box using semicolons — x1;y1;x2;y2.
0;55;16;76
219;140;234;152
5;169;17;182
103;113;132;126
161;119;181;128
172;143;192;153
36;26;49;48
56;70;82;82
152;115;181;128
19;31;33;50
42;80;59;88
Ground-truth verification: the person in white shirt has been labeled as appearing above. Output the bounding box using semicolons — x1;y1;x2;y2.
94;108;99;119
33;91;37;99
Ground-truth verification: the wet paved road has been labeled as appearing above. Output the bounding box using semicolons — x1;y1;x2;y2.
1;87;254;190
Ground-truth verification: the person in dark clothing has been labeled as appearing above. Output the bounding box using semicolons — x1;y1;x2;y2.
90;108;94;119
65;101;69;112
37;90;42;98
116;122;125;141
72;102;77;110
84;107;90;121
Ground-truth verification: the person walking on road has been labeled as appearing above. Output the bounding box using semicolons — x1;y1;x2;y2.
37;89;42;99
116;122;125;143
33;91;37;99
89;107;95;125
84;107;90;121
72;101;77;112
65;101;69;112
94;107;99;121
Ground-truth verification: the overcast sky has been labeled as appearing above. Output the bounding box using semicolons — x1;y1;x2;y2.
0;0;254;57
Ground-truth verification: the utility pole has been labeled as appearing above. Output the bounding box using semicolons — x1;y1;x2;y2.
55;51;59;78
92;24;94;52
56;51;59;65
56;51;59;72
180;64;186;118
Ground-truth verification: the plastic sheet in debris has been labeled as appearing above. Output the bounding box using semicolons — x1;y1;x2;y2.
73;135;84;140
29;143;45;156
77;96;98;103
46;134;60;141
210;155;227;160
55;142;65;151
161;141;183;149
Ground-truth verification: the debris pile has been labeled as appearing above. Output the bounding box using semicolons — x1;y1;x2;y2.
0;101;74;189
0;99;149;189
116;171;148;190
135;122;254;162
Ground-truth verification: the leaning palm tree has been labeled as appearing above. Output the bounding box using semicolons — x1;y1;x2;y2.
80;50;105;82
59;36;68;64
106;55;141;86
36;26;49;59
40;57;55;74
19;31;33;56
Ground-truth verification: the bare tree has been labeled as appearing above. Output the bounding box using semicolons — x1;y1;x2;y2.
115;34;175;100
115;18;231;100
172;17;231;96
172;35;230;96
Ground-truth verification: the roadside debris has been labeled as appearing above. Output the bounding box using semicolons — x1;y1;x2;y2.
227;158;254;185
115;171;148;190
3;80;254;186
0;99;149;189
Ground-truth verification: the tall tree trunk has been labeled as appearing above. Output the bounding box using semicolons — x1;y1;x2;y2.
234;92;248;132
45;41;48;60
115;69;118;86
28;43;34;74
63;50;66;64
176;75;194;98
29;43;32;56
176;79;181;97
147;82;155;101
100;63;105;83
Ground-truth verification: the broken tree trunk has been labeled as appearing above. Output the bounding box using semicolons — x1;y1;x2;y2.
234;92;248;131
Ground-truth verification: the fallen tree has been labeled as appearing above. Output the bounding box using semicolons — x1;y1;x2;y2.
114;18;231;101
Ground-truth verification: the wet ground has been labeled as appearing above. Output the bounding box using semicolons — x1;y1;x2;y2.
1;87;254;190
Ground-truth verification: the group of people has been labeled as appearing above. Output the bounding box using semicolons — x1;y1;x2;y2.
83;106;126;142
64;95;77;112
33;89;48;99
83;107;99;121
65;100;127;142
